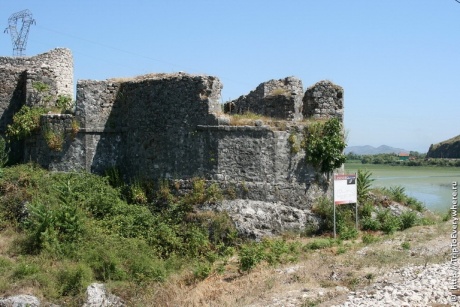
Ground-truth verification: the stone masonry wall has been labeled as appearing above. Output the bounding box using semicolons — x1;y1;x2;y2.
303;80;344;121
26;71;329;210
24;114;84;172
71;73;222;177
2;48;346;237
0;48;73;163
224;77;304;121
0;67;26;133
0;48;73;111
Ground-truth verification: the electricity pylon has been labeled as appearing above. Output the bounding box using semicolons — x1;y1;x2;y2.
4;9;35;57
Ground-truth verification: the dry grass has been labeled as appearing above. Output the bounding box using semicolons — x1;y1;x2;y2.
123;221;451;306
268;88;291;97
227;112;322;131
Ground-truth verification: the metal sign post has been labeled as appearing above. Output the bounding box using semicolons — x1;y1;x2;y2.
333;173;358;238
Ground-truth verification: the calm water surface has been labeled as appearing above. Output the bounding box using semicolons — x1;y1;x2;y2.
345;163;460;213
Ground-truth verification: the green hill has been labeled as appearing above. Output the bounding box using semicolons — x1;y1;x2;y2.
426;135;460;158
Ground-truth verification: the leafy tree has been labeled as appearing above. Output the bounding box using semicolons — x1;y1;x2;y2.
302;118;346;178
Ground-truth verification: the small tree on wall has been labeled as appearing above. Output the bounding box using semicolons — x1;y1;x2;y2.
301;118;347;180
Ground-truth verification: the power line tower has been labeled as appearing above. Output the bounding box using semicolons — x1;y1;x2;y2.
4;9;35;57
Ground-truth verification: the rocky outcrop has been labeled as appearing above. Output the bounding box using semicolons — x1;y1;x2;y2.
203;199;322;240
0;283;124;307
426;134;460;158
0;295;40;307
82;283;124;307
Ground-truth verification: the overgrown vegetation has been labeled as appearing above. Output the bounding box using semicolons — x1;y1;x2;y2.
311;168;431;238
0;162;443;305
6;105;47;140
301;118;346;177
6;81;76;144
0;164;240;303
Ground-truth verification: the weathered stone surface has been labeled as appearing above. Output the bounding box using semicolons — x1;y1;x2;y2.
303;80;344;121
2;48;347;237
0;294;40;307
0;48;73;116
0;48;73;163
82;283;124;307
205;199;322;240
224;76;304;121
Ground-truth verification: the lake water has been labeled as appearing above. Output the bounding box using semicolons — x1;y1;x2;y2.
344;163;460;213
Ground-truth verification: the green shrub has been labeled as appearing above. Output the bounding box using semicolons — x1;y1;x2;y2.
304;238;334;250
338;224;358;240
55;95;73;113
183;178;223;208
238;243;266;272
126;252;167;283
262;239;290;265
301;118;346;176
22;199;84;256
406;197;425;212
387;186;406;203
43;127;64;152
401;241;411;250
104;166;124;188
0;136;9;169
193;262;212;281
12;261;40;280
288;132;300;154
399;210;418;230
360;217;381;231
359;201;374;219
312;197;334;232
6;106;46;140
362;233;379;244
377;209;401;234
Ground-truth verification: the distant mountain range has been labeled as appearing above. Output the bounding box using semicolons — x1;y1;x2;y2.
345;145;409;155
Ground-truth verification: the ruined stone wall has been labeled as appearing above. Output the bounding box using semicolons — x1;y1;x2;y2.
303;80;344;121
224;77;304;121
68;73;222;177
0;48;73;131
25;72;325;209
24;114;84;172
2;48;345;237
0;67;26;133
197;125;318;208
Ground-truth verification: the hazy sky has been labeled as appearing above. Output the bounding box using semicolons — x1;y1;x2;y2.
1;1;459;152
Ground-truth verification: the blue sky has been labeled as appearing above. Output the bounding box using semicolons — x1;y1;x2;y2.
1;1;459;153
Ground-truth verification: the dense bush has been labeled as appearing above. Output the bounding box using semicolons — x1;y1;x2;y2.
0;163;241;301
302;118;346;176
6;106;47;140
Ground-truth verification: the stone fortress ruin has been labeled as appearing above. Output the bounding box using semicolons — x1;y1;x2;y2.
0;48;345;238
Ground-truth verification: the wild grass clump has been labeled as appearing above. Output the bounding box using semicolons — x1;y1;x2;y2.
238;238;302;272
